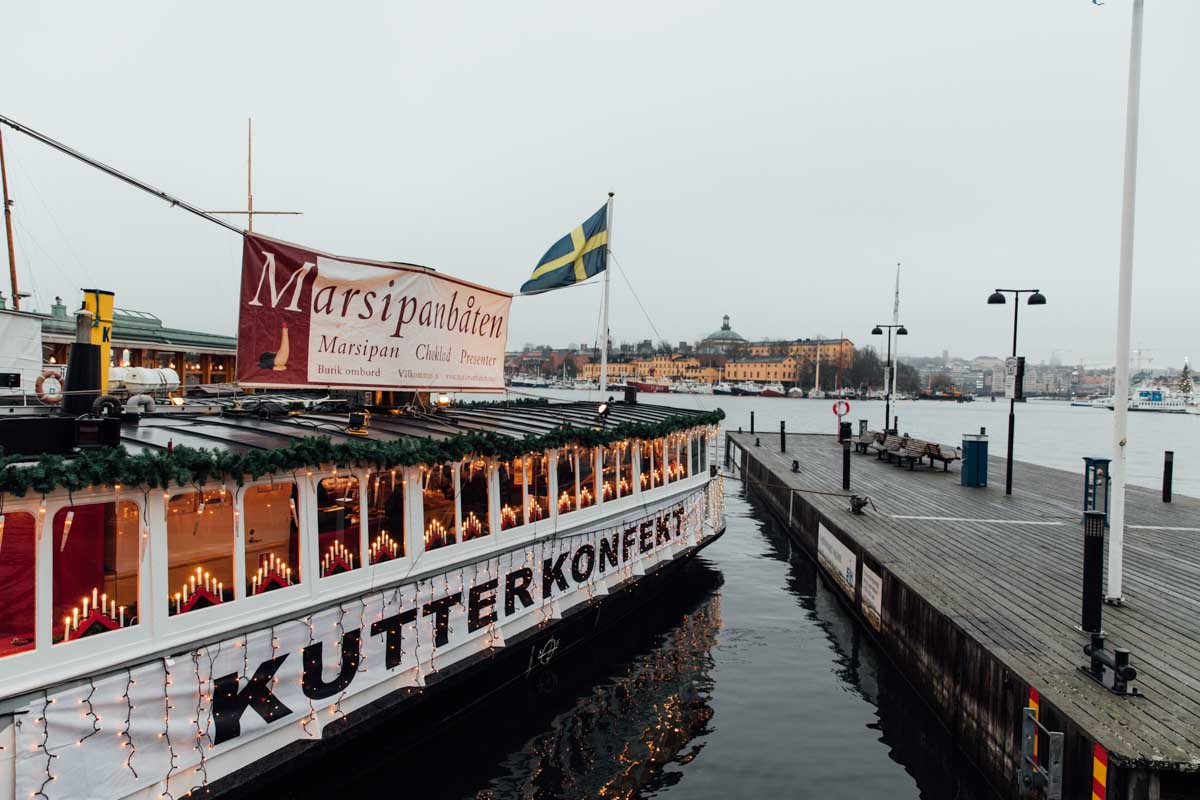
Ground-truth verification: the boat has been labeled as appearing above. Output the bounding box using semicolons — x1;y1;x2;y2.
786;386;806;398
672;380;713;395
731;381;763;396
1090;387;1191;413
712;381;735;396
760;382;786;398
628;379;672;394
0;120;727;800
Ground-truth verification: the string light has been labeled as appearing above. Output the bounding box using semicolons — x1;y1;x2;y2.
120;668;138;778
34;691;57;799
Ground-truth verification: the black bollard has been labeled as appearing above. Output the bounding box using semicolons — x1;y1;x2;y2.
780;420;786;452
1163;450;1174;503
750;411;755;434
1081;511;1105;634
892;415;899;435
842;440;851;490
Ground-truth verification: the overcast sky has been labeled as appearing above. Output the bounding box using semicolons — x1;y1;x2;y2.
4;1;1197;369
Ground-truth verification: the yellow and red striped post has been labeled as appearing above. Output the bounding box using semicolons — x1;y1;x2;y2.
1092;743;1108;800
1028;687;1040;758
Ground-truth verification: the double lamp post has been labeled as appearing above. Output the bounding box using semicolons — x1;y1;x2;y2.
987;288;1046;496
871;323;906;434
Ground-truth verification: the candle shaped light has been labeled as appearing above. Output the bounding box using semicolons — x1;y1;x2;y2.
0;514;6;552
83;596;90;617
175;592;181;615
59;510;75;552
100;593;107;617
63;615;71;636
217;580;223;599
119;606;125;627
92;587;98;611
285;566;292;584
72;607;79;630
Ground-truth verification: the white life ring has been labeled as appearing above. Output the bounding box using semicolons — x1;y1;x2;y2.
35;371;64;405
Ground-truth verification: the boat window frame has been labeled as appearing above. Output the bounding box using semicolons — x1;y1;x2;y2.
165;484;236;618
313;470;367;581
51;497;144;646
239;476;308;603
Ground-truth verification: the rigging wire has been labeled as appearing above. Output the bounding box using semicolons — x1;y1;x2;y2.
0;114;243;236
9;153;96;284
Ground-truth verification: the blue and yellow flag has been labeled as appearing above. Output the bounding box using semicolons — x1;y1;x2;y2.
520;204;608;295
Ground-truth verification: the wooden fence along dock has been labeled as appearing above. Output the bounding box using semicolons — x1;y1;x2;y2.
727;431;1200;800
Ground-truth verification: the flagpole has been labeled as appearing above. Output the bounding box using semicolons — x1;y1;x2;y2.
1106;0;1145;604
600;192;613;394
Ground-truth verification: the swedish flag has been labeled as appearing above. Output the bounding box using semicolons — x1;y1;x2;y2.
520;204;609;295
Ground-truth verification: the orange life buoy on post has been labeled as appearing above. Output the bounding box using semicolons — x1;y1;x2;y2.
35;371;64;405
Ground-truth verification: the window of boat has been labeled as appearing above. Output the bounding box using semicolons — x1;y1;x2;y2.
527;453;550;524
422;464;457;551
578;447;597;509
600;443;619;501
0;512;37;656
459;459;491;542
640;439;664;490
691;433;703;475
365;470;404;563
556;449;577;515
167;488;233;616
54;501;140;643
244;482;301;595
317;475;361;577
497;458;525;531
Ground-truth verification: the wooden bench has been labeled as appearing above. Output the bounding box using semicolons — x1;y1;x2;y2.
927;443;961;471
896;438;932;469
855;431;882;454
872;434;907;461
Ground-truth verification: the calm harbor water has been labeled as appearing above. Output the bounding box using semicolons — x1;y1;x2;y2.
278;490;997;800
520;389;1199;497
265;389;1193;799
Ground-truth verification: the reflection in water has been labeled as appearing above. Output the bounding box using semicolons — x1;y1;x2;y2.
265;488;996;800
492;594;721;800
750;498;997;800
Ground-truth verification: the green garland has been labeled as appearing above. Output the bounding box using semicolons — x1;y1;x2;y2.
0;409;724;497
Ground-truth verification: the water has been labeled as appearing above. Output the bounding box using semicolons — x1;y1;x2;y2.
508;389;1198;497
276;490;997;800
262;390;1191;798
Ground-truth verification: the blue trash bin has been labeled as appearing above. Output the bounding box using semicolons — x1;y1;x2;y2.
961;433;989;487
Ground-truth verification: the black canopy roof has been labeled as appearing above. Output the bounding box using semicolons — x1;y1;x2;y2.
117;401;712;456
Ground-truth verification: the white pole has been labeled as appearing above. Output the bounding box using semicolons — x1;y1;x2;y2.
814;343;821;395
1106;0;1144;604
891;263;900;399
600;192;613;394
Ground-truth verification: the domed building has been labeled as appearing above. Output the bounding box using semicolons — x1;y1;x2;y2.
699;314;747;355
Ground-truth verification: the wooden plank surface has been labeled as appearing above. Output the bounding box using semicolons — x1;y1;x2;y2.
729;432;1200;768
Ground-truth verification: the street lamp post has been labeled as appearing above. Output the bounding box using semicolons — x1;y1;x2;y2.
987;289;1047;496
871;324;907;433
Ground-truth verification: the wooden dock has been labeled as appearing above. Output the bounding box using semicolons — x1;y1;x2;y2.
727;431;1200;800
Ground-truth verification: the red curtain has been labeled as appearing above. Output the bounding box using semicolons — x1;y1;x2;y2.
0;512;37;657
53;504;107;628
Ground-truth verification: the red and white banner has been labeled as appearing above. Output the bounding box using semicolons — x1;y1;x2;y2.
237;234;511;391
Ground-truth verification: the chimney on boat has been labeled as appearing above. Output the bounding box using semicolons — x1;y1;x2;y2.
61;289;113;415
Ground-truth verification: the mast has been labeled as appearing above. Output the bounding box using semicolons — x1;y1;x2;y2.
814;342;821;395
0;128;18;310
891;262;900;399
206;118;302;230
600;192;613;393
836;332;844;396
1107;0;1146;604
247;118;254;232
